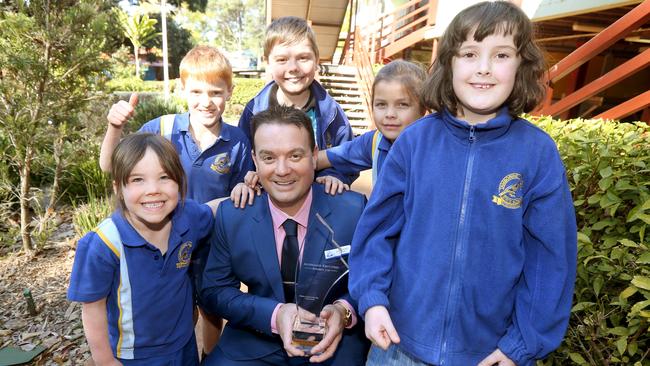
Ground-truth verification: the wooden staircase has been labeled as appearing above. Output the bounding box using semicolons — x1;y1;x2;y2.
333;0;438;131
535;0;650;122
318;64;371;135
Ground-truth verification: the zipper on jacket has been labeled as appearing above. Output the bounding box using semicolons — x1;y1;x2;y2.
440;125;476;365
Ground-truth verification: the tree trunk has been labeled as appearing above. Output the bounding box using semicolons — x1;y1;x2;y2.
20;146;33;252
38;132;63;235
134;45;140;78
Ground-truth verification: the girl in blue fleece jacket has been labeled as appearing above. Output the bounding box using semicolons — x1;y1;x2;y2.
349;2;577;366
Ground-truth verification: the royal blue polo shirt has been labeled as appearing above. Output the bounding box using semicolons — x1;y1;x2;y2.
67;200;213;360
326;129;392;179
139;113;254;203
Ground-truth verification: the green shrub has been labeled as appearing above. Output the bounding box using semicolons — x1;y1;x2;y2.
73;194;113;237
128;95;186;132
106;77;169;93
230;77;265;106
63;151;111;202
58;97;115;204
531;116;650;365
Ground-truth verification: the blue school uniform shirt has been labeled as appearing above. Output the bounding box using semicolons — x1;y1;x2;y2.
139;113;254;203
67;200;214;360
325;130;392;185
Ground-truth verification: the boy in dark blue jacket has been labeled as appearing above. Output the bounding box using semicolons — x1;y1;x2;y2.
349;2;577;366
238;16;355;186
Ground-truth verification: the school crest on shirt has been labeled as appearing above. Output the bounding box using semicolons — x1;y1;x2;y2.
210;153;231;174
492;173;523;209
176;241;193;269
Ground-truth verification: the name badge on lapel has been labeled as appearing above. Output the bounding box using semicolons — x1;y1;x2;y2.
324;245;350;259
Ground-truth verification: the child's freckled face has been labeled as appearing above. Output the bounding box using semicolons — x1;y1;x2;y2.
184;77;232;129
451;32;521;125
372;80;424;142
267;39;317;97
117;148;179;231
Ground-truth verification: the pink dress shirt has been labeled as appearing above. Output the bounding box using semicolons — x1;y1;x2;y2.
268;189;357;333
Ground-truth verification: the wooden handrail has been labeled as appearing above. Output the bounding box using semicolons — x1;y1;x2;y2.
389;14;429;38
385;4;430;33
338;0;355;65
375;0;423;24
542;48;650;116
357;0;432;62
547;0;650;83
374;6;430;39
353;25;375;128
536;0;650;120
595;90;650;120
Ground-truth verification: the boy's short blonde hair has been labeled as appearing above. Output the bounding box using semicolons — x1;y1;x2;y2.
179;45;232;89
263;16;319;60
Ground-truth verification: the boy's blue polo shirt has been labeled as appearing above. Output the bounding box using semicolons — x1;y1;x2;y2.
67;200;214;360
326;130;392;178
139;113;254;203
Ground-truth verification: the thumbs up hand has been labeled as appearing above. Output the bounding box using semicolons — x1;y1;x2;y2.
107;93;138;129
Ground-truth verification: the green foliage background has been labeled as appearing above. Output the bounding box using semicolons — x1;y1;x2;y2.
532;116;650;365
230;78;266;106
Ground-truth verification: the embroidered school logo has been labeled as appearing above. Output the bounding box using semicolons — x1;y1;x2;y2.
492;173;523;209
210;153;231;174
176;242;192;269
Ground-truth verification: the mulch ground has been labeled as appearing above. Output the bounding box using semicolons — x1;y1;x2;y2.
0;214;91;365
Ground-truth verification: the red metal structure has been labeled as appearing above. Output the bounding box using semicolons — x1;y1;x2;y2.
341;0;650;126
536;0;650;121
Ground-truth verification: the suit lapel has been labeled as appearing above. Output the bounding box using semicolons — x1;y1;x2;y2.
301;188;332;274
252;197;285;301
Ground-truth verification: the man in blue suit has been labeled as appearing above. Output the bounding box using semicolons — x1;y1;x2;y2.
201;106;369;365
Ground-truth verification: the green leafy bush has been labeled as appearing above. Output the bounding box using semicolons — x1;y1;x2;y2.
73;194;113;237
531;116;650;365
127;95;186;132
56;97;115;203
230;77;266;106
106;77;169;93
63;151;111;202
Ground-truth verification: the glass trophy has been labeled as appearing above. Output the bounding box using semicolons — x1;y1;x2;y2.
291;213;350;353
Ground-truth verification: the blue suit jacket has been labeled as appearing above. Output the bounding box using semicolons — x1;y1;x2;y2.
201;184;369;363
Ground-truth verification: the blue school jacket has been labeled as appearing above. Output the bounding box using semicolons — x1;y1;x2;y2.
349;107;577;366
238;80;356;184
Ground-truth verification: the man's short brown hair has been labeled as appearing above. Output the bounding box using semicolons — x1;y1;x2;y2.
250;105;316;152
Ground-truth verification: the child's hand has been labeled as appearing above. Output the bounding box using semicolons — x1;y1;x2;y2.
107;93;138;129
315;176;350;195
230;182;260;208
364;305;400;350
243;170;260;189
477;349;515;366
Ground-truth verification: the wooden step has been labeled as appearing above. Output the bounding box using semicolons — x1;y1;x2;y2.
327;88;363;96
345;111;370;119
319;81;361;89
336;103;365;110
318;74;357;83
319;64;357;76
352;127;370;136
